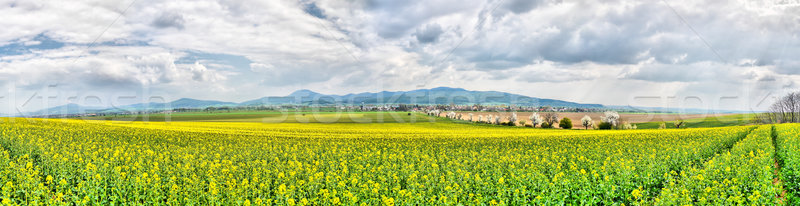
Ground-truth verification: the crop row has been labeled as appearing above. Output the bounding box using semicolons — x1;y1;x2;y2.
655;125;778;205
776;123;800;204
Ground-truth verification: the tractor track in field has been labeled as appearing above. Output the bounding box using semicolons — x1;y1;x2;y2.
647;126;757;202
771;125;786;205
650;125;786;204
775;160;785;204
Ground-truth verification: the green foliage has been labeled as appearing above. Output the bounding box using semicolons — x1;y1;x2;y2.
656;125;777;205
597;122;613;130
637;114;757;129
776;123;800;204
622;122;633;130
559;118;573;129
540;122;552;128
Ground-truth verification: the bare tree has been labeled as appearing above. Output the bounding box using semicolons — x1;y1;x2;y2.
675;120;685;128
765;92;800;123
543;112;559;126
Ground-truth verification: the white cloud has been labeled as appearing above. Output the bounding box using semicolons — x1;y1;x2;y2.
0;0;798;112
249;62;275;73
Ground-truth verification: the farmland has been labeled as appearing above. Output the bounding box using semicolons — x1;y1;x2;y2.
80;111;753;129
80;111;431;123
0;117;794;205
450;112;752;129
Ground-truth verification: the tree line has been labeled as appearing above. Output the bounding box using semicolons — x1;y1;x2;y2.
761;92;800;123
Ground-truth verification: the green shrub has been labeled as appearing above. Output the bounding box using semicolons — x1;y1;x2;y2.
559;118;573;129
597;122;613;130
540;122;552;128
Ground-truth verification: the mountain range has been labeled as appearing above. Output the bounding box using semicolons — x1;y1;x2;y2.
25;87;603;116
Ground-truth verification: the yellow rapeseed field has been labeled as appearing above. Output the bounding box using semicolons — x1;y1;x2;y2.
0;118;791;205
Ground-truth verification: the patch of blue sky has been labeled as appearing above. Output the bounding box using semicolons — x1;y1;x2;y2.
0;34;65;56
176;50;253;70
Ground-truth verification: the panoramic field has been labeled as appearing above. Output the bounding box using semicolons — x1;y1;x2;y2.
81;111;753;129
4;0;799;205
0;118;796;205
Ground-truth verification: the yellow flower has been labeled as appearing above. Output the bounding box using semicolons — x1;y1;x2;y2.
631;188;642;199
382;197;395;206
277;184;287;195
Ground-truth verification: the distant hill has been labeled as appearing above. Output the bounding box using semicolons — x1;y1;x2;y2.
118;98;237;111
29;87;604;116
239;87;604;108
26;104;107;116
606;105;761;114
29;98;236;116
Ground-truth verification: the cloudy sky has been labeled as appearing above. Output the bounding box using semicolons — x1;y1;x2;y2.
1;0;799;113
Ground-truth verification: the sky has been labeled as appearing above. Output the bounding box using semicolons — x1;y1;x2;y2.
0;0;799;113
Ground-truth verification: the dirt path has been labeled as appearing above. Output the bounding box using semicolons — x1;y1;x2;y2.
771;125;786;205
774;160;786;205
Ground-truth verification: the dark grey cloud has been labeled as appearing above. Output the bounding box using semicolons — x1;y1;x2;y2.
414;23;443;43
539;25;645;64
152;12;185;30
364;0;472;39
449;2;659;71
503;0;543;14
